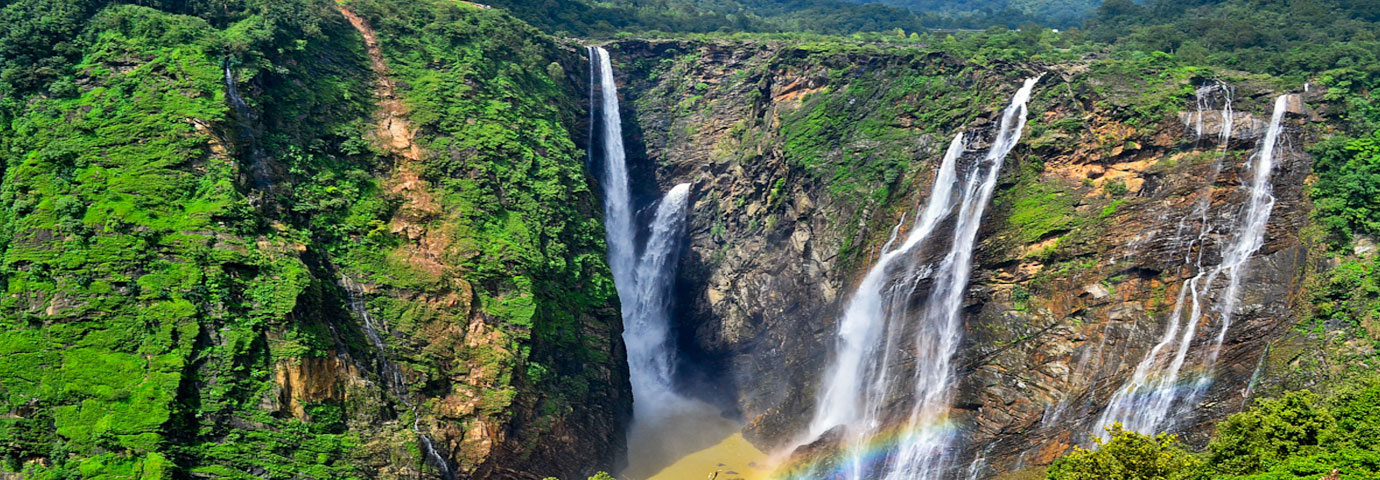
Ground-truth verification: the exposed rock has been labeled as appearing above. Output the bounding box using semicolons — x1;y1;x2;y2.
1281;93;1310;118
1177;110;1270;142
1081;284;1109;300
273;354;365;420
1355;234;1377;257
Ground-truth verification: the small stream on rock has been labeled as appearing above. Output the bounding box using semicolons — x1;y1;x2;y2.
340;276;455;480
221;59;274;190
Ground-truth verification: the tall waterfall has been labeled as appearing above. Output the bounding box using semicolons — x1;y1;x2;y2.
805;78;1040;480
590;44;693;420
1094;94;1290;438
591;46;637;298
590;46;718;478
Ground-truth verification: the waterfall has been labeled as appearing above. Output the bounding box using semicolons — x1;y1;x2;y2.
1094;94;1289;439
222;59;275;189
804;78;1040;480
1097;84;1234;437
590;46;721;478
223;61;253;122
1188;82;1233;143
590;46;637;300
806;133;965;443
340;276;455;480
625;184;694;412
589;44;692;417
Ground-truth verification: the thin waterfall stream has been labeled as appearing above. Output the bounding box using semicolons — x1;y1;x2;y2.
339;276;455;480
228;54;450;477
1094;93;1291;438
803;78;1040;480
221;59;274;190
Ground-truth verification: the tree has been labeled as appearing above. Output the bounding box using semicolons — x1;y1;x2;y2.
1046;424;1204;480
1308;130;1380;247
1207;391;1335;476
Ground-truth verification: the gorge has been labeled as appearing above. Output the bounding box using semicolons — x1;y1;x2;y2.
2;1;1379;480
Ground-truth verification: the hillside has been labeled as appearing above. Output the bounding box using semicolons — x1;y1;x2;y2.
1;1;626;478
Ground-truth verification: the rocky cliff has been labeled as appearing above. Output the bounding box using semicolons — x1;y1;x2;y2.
602;37;1338;477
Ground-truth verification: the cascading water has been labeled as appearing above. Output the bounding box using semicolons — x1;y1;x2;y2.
625;184;694;412
1188;82;1233;142
590;45;691;418
807;134;965;443
223;61;253;123
589;46;729;479
339;276;454;480
1094;94;1290;439
804;77;1040;480
1097;84;1234;437
590;46;637;299
222;59;274;189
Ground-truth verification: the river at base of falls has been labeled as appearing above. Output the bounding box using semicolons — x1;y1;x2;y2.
623;399;771;480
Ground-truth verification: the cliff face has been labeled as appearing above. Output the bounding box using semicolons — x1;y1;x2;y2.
0;1;627;478
604;37;1332;476
606;38;1040;444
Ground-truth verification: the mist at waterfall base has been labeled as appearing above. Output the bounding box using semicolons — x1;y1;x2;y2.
793;78;1041;480
621;185;748;480
589;46;757;480
1092;92;1290;440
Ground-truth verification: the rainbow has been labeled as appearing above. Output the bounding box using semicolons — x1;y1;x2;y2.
766;418;964;480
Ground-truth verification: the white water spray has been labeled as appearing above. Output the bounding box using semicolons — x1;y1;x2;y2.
590;45;695;423
1095;94;1289;438
805;78;1040;479
624;184;693;413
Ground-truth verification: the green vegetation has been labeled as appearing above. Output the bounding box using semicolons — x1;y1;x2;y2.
1;0;619;477
482;0;932;37
1085;0;1380;82
1048;425;1202;480
1104;180;1128;197
0;0;1377;476
0;2;369;476
999;180;1079;245
1309;130;1380;249
1050;381;1380;480
338;0;620;441
484;0;1108;37
862;0;1097;27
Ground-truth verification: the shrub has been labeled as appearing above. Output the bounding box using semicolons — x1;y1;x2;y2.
1104;179;1129;197
1046;424;1203;480
1308;130;1380;249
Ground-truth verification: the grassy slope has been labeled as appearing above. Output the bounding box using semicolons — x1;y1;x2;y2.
0;0;622;478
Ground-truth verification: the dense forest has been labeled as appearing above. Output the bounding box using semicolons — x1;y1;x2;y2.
1;0;1378;479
